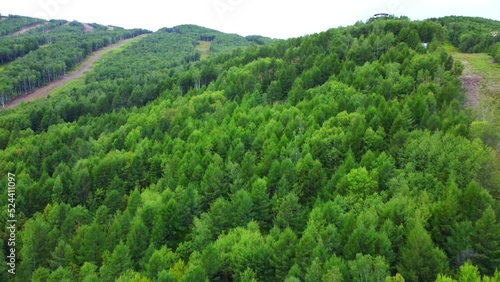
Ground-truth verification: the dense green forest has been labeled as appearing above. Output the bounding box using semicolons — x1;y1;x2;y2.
0;14;499;282
0;15;45;36
430;16;500;62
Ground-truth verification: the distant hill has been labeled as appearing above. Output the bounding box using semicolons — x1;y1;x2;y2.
430;15;500;53
0;16;273;105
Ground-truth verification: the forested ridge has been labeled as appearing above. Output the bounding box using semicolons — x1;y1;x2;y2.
0;14;499;282
0;15;45;36
0;15;150;105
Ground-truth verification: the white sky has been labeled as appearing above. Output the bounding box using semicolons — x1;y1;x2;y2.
1;0;499;39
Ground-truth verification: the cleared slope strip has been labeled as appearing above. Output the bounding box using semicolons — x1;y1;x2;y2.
449;47;500;189
11;22;45;35
4;34;147;109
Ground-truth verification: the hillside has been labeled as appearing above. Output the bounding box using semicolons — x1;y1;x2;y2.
4;35;147;109
0;15;150;106
0;15;499;282
0;16;273;109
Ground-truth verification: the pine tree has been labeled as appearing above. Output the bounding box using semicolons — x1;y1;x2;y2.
51;176;64;203
19;217;51;277
200;159;226;209
209;197;233;237
126;188;142;216
75;222;104;265
79;262;99;282
274;193;306;233
295;230;317;272
181;264;208;282
271;227;298;281
397;222;449;282
460;181;493;222
116;269;153;282
48;240;74;269
305;258;323;282
267;160;281;196
445;220;475;268
201;244;223;280
231;189;254;227
127;217;149;269
48;266;74;282
144;246;178;279
152;199;182;248
31;267;50;282
100;242;133;282
457;261;481;282
250;178;272;231
430;179;460;248
294;153;324;204
473;206;500;275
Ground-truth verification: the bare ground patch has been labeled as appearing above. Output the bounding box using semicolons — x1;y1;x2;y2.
460;60;484;108
82;23;94;33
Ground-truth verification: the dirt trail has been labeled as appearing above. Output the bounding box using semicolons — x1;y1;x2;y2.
82;23;94;33
12;23;45;35
460;60;483;108
4;36;143;109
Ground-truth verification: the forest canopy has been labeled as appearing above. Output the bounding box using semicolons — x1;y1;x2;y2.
0;14;499;282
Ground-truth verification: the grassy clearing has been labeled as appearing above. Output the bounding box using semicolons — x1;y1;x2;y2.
446;47;500;199
48;77;85;98
0;61;12;72
443;43;459;53
452;52;500;113
450;50;500;170
195;40;211;60
94;34;149;67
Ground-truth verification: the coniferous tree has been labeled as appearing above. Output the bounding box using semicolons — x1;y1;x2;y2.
152;199;182;248
32;267;51;282
274;193;306;233
79;262;99;282
127;217;150;269
230;189;254;227
48;266;74;282
397;222;449;282
271;227;298;281
100;242;133;282
250;178;272;231
19;217;51;278
473;206;500;275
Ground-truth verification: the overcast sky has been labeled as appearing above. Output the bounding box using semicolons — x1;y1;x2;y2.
1;0;499;39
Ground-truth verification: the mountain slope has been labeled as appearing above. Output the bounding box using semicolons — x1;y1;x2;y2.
0;15;499;282
4;35;147;109
0;16;149;104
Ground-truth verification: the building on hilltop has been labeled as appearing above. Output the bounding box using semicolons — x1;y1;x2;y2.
373;13;390;18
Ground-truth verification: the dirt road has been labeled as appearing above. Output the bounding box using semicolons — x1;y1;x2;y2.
12;23;45;35
4;36;144;109
460;59;483;108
